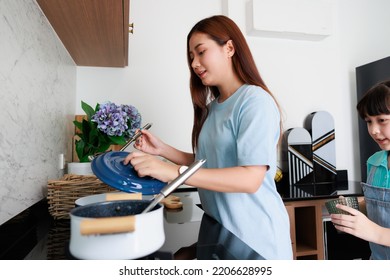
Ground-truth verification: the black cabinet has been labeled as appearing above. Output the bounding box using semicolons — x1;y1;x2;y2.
323;220;371;260
356;56;390;181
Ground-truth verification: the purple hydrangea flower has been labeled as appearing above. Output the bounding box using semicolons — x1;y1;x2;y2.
91;102;141;139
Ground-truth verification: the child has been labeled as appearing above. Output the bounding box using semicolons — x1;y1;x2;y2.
331;80;390;259
124;15;292;259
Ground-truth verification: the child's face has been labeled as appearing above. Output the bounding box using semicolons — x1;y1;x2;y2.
365;114;390;150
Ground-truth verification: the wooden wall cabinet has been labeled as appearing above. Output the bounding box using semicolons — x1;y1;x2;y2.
37;0;130;67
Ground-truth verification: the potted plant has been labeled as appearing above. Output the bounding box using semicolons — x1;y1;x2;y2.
72;100;142;164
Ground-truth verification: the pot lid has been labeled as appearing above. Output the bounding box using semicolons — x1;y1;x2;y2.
91;151;165;195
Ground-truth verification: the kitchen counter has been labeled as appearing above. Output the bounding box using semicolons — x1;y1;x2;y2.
0;190;264;260
0;182;363;260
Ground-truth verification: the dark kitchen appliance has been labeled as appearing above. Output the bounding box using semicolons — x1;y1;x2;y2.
356;56;390;181
323;219;371;260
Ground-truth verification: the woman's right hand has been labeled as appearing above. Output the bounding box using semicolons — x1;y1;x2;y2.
123;151;179;183
133;129;164;156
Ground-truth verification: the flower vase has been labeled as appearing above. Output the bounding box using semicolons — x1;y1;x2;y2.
67;162;93;175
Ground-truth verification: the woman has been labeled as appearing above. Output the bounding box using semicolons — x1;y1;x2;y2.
124;15;292;259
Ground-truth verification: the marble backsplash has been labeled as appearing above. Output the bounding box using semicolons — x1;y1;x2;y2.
0;0;76;224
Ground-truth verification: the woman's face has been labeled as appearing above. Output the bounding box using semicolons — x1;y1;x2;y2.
188;32;232;87
365;114;390;150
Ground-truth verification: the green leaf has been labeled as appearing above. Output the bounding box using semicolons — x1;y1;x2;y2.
80;119;92;142
108;135;127;145
81;101;96;120
73;120;83;131
96;143;111;153
88;125;99;144
74;139;88;162
126;119;133;138
95;132;109;147
79;155;91;163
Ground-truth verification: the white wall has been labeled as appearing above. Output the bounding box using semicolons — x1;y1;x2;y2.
0;0;76;224
77;0;390;182
77;0;221;153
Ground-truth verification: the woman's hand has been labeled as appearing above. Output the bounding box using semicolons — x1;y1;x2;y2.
132;129;193;165
330;204;382;244
123;151;179;183
133;129;164;156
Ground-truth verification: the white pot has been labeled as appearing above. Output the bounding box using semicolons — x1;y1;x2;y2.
67;162;93;175
69;200;165;260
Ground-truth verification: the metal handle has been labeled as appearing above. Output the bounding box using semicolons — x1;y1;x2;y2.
120;122;152;151
142;159;206;213
160;159;206;197
129;23;134;34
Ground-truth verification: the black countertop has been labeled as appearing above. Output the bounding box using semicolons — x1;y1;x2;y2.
278;180;363;201
0;182;363;260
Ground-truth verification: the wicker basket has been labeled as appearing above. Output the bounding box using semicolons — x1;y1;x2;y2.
47;174;116;219
47;220;71;259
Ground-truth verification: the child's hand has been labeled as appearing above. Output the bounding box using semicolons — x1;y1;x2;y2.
330;204;381;243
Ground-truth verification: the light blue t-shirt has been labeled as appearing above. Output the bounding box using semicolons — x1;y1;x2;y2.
196;84;293;259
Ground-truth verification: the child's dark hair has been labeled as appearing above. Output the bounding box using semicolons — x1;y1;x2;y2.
357;80;390;119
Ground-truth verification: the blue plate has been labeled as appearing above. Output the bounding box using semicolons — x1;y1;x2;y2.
91;151;166;195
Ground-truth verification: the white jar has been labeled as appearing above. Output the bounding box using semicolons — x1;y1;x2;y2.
67;162;93;175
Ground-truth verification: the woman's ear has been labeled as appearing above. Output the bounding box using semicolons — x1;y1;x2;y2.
226;39;235;58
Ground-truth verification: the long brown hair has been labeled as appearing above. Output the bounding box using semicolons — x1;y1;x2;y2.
186;15;281;152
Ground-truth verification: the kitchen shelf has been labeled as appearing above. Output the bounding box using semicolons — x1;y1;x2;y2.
284;194;365;260
296;245;318;256
37;0;130;67
284;200;324;260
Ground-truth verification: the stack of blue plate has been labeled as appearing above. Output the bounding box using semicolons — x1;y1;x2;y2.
91;151;166;195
